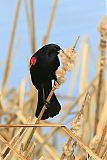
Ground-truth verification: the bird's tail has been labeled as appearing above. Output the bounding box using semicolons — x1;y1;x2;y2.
35;86;50;120
44;81;61;119
35;81;61;120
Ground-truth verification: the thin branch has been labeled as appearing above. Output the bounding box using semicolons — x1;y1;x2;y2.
0;134;27;160
42;0;58;45
0;123;64;128
2;0;21;94
96;125;107;155
30;0;36;53
62;127;102;160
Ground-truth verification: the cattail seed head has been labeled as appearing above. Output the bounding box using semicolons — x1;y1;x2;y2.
56;44;77;85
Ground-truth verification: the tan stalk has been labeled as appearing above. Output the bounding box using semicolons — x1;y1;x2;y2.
1;109;60;159
0;134;27;160
62;127;101;160
13;111;60;160
79;36;90;144
2;0;21;94
34;74;99;152
95;125;107;155
42;0;58;45
94;16;107;135
97;17;107;135
16;38;78;153
19;80;26;111
30;0;36;53
24;0;32;48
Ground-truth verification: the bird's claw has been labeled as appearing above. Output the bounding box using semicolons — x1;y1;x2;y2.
54;79;60;85
54;79;60;89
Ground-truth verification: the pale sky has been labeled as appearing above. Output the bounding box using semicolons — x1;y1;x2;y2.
0;0;105;89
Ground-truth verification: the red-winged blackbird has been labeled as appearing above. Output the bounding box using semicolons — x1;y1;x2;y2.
29;44;63;120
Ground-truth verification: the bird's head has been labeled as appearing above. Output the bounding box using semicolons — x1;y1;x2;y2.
29;44;64;68
45;44;64;57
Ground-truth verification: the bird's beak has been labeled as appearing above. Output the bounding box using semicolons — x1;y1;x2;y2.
61;49;64;53
59;49;64;54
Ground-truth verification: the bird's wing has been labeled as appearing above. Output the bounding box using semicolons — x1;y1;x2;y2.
44;81;52;99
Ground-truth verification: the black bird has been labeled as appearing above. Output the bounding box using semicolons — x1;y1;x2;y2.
29;44;62;120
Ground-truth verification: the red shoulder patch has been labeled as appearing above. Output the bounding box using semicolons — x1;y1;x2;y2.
30;56;37;65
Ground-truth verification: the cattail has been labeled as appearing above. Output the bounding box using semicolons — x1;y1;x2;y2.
89;125;107;157
61;91;91;160
56;37;79;85
94;16;107;135
98;16;107;52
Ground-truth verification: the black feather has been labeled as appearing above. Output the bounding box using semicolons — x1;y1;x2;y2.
30;44;62;120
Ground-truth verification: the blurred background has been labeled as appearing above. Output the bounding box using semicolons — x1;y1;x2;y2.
0;0;105;88
0;0;106;159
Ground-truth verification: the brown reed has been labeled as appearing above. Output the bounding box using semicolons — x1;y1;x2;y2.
0;1;107;159
94;16;107;135
42;0;58;45
2;0;21;94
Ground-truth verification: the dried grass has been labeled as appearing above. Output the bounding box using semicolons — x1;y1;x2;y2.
0;1;107;159
2;0;21;94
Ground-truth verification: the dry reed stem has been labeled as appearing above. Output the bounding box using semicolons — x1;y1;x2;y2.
0;123;64;128
25;0;38;119
94;51;105;134
22;84;58;151
42;0;58;45
79;37;90;144
15;112;60;159
60;74;98;121
3;118;37;160
30;0;36;53
24;0;32;48
0;39;78;159
35;74;99;153
37;85;58;122
11;36;21;66
97;90;107;134
94;16;107;135
15;111;60;159
61;91;90;159
0;74;97;158
96;17;107;135
62;127;101;160
25;0;37;119
25;142;35;159
102;150;107;159
95;125;107;155
38;156;45;160
79;36;90;95
0;134;27;160
19;80;26;111
30;39;79;153
81;87;94;145
1;118;31;158
22;38;78;151
2;0;21;94
34;132;60;160
0;14;106;160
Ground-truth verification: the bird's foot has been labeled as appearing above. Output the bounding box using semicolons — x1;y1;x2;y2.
44;100;50;109
54;75;60;84
54;80;60;89
54;79;60;85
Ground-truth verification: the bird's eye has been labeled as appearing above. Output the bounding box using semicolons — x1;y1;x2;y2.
30;57;37;65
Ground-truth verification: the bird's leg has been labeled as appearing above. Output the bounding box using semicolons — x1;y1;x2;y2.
42;85;50;109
